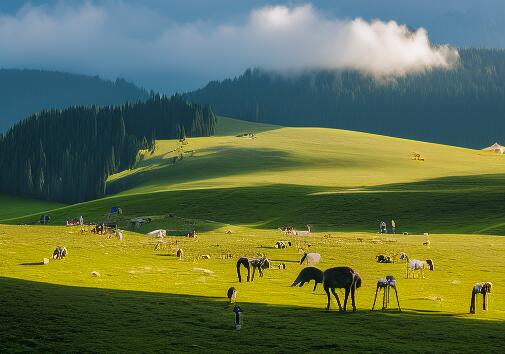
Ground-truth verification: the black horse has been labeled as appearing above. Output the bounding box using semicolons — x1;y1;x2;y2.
291;267;323;291
323;266;362;312
236;257;270;282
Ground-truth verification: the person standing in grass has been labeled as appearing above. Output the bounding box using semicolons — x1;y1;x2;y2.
391;219;396;234
233;305;242;331
380;221;387;234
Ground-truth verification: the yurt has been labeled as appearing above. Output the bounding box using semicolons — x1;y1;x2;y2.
482;143;505;154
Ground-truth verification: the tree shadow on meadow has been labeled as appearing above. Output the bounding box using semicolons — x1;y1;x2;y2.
8;174;505;235
1;277;504;353
105;144;367;195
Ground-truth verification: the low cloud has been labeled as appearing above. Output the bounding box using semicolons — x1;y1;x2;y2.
0;2;459;90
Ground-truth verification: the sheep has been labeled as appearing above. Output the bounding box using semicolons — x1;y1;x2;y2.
300;252;321;266
52;246;67;260
397;252;409;262
227;287;237;303
146;229;166;238
376;255;393;263
220;252;233;259
275;240;292;249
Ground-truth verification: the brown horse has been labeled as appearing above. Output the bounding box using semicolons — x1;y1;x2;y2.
323;267;362;312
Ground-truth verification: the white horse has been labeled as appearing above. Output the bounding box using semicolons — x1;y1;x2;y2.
300;252;321;266
294;225;311;236
407;259;434;278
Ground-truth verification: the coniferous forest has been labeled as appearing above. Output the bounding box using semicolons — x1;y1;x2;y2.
0;69;149;132
186;48;505;148
0;95;216;203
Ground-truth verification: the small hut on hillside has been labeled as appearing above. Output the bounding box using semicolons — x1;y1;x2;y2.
482;143;505;154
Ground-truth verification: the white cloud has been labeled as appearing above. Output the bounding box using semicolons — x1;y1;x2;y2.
0;2;459;90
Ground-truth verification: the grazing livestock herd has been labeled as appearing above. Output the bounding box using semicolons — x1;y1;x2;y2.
40;216;493;318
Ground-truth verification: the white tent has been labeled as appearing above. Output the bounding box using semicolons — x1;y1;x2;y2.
146;229;166;238
482;142;505;154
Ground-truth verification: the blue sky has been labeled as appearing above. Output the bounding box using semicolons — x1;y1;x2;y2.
0;1;504;93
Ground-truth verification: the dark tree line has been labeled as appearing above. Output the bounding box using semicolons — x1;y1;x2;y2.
0;95;216;203
0;69;149;132
186;48;505;148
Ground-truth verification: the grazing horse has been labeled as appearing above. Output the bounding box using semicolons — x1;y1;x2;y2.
291;267;323;291
236;257;270;282
470;282;492;314
300;252;321;266
323;267;362;312
407;259;434;278
294;225;311;236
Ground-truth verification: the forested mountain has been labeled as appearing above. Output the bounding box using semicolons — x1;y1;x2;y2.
0;69;149;132
0;95;216;203
186;48;505;148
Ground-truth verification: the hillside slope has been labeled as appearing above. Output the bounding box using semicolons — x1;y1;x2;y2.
9;117;505;235
186;49;505;148
0;69;148;132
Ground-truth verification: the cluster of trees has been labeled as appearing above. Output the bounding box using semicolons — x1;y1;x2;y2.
0;69;149;132
187;48;505;148
0;95;216;203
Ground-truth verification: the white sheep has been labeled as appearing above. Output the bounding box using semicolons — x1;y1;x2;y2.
300;252;321;266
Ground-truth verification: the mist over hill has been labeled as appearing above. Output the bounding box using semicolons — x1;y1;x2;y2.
186;48;505;149
0;69;149;132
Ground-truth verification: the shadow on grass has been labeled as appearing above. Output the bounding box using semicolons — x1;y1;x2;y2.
106;145;365;195
270;259;300;263
9;174;505;235
19;262;45;266
1;277;504;353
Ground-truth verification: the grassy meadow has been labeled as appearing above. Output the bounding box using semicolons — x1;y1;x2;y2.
9;117;505;234
1;224;505;353
2;117;505;352
0;193;63;223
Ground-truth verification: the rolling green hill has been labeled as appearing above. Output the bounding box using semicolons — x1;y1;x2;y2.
2;117;505;352
0;193;63;222
6;116;505;235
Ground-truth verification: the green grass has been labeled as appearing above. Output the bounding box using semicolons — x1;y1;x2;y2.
2;116;505;352
8;116;505;234
1;224;505;352
0;193;63;222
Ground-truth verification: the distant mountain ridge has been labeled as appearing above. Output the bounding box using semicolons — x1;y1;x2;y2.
0;69;149;132
186;48;505;149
